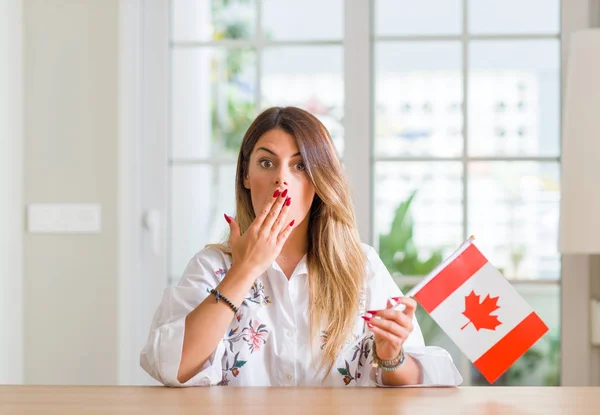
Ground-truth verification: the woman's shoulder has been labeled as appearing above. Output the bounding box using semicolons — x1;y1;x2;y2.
175;245;232;287
358;242;382;275
358;242;377;258
358;243;400;295
188;244;233;272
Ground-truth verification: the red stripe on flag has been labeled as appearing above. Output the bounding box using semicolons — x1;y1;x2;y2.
414;244;487;313
474;312;549;384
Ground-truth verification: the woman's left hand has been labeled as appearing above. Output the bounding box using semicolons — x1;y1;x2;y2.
363;297;417;361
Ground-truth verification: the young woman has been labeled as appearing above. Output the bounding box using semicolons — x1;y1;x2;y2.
140;106;463;387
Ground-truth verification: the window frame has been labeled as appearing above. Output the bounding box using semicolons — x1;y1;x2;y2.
367;0;563;385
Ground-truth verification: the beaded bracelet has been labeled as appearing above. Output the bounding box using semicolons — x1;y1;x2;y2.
210;289;239;314
372;342;405;371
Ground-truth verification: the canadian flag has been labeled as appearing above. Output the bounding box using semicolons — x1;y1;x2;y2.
412;237;549;384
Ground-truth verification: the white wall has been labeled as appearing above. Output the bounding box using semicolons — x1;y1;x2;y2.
0;0;24;385
23;0;119;384
560;0;600;386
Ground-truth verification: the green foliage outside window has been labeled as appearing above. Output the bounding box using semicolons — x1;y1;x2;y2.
379;190;559;385
211;0;256;154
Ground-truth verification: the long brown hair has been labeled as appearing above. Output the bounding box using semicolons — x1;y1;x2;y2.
211;107;366;377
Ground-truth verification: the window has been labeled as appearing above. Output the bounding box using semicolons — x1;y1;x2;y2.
169;0;344;282
373;0;561;385
163;0;561;386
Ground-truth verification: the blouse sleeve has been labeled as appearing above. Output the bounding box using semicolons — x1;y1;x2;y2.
139;247;228;387
364;245;464;387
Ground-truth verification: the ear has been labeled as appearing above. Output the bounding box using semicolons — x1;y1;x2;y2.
242;161;251;190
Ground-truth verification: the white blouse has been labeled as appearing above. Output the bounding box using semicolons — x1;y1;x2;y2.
140;243;463;387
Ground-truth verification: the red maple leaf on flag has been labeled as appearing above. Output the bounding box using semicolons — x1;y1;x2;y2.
461;290;502;331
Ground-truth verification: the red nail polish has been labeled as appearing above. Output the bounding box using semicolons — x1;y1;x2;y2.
366;310;378;315
391;297;403;301
285;197;291;206
273;189;280;198
224;214;231;224
281;189;288;198
361;316;371;321
367;323;373;328
289;220;295;227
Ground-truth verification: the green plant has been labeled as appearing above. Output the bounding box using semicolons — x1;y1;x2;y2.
210;0;256;154
503;347;544;385
378;190;445;343
378;190;444;277
211;86;255;154
378;190;561;386
543;333;560;386
471;332;560;386
212;0;253;41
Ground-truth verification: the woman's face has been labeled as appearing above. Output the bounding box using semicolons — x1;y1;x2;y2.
243;128;316;228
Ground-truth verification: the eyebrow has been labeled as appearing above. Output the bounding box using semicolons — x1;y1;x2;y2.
256;147;301;158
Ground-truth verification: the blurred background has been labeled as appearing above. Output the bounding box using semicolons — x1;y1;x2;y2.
1;0;599;387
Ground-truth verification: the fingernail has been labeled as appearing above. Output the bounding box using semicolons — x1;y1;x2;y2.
289;219;295;227
391;297;404;301
285;197;291;206
273;189;280;198
367;323;373;328
281;189;288;198
361;316;371;321
366;310;378;315
224;214;231;224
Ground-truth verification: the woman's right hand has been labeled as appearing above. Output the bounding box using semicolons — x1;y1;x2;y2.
224;188;295;277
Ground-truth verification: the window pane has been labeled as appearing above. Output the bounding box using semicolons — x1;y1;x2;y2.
171;0;256;42
375;0;462;36
262;46;344;155
262;0;343;41
374;162;463;276
171;48;257;160
169;164;236;278
468;40;560;157
471;283;560;385
468;0;560;35
467;162;560;280
375;42;463;157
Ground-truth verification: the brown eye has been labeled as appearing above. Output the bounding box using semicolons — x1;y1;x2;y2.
296;162;306;171
260;159;273;169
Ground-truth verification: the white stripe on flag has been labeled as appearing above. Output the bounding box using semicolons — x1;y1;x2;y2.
429;262;534;362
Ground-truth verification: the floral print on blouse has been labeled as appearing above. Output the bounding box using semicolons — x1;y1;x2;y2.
140;243;463;387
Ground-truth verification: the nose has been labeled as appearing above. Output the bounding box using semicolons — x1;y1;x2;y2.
274;166;289;187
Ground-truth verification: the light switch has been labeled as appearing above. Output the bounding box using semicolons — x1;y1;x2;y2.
27;203;102;233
